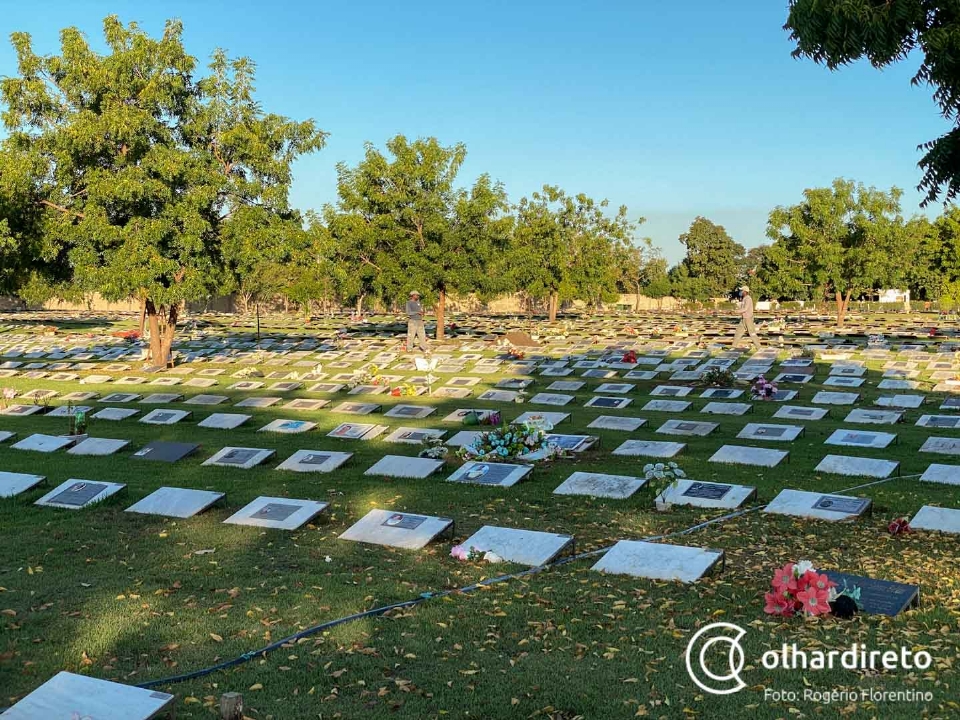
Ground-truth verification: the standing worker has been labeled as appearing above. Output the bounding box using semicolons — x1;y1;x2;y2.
732;285;761;351
405;290;429;353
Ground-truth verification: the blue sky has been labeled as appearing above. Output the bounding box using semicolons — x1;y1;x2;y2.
1;1;949;263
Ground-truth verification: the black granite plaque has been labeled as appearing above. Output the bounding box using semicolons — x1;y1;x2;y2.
823;571;919;616
928;416;960;428
590;397;625;408
50;482;108;506
251;503;301;521
382;513;426;530
813;495;870;514
133;441;199;463
682;482;732;500
300;453;333;466
220;448;260;464
460;463;515;486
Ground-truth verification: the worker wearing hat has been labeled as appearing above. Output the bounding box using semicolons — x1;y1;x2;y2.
405;290;429;353
733;285;761;351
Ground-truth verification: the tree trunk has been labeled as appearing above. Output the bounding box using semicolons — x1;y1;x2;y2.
355;293;365;316
548;292;559;322
835;290;853;326
144;300;178;367
435;289;446;340
237;292;252;315
634;282;642;312
138;296;147;337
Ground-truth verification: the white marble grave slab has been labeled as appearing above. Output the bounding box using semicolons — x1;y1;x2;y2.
773;405;828;421
445;430;482;448
11;433;80;453
235;396;281;408
878;379;919;390
224;496;329;530
658;479;755;509
332;401;381;415
365;455;445;478
447;461;532;487
35;479;125;509
650;385;692;397
198;412;250;429
553;471;646;498
612;439;685;458
529;393;573;406
737;423;802;442
642;399;691;413
91;407;138;421
812;392;859;405
67;437;129;456
917;414;960;429
910;505;960;535
875;394;924;409
814;454;898;478
339;508;452;549
460;525;573;566
125;487;224;518
140;408;190;425
592;540;723;583
0;404;44;416
656;419;718;437
384;427;445;444
709;444;788;467
384;404;436;419
844;409;901;425
259;418;316;434
514;411;569;426
0;471;45;498
825;429;896;449
587;415;646;431
277;450;353;473
185;394;229;406
203;446;275;469
920;464;960;486
140;393;182;404
0;671;175;720
765;488;872;521
920;436;960;456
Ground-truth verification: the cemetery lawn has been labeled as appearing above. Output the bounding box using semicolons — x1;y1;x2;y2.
1;317;959;719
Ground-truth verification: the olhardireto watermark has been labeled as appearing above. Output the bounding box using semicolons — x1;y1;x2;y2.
685;622;935;703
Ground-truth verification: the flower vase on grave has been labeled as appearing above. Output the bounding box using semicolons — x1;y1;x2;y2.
69;409;88;437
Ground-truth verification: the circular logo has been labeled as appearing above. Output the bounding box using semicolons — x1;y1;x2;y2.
684;622;747;695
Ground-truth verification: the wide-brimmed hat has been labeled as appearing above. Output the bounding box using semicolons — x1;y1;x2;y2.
409;290;420;297
740;285;750;293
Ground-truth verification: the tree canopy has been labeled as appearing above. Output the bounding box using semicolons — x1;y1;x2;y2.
785;0;960;205
0;16;325;359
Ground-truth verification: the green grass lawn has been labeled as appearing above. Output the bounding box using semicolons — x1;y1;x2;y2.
1;317;959;719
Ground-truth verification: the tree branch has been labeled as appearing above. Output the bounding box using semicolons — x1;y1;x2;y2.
39;200;85;219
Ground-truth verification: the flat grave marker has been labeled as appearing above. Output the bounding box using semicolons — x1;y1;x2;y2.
0;671;176;720
822;571;919;616
825;429;896;449
700;401;751;416
259;418;317;434
910;505;960;535
447;461;532;487
140;408;190;425
203;446;275;469
773;406;828;421
364;455;445;478
384;404;436;419
276;450;353;473
916;415;960;429
642;399;692;413
225;496;329;530
920;437;960;456
591;540;723;583
132;441;199;463
198;413;250;430
656;419;717;437
125;487;224;518
384;427;446;444
844;409;902;425
35;479;125;510
587;415;646;431
612;439;685;458
339;508;453;549
814;454;899;478
658;479;756;509
812;392;859;405
0;471;45;498
920;463;960;486
235;396;281;409
327;422;388;440
737;423;802;442
709;445;788;467
67;437;129;456
553;471;646;499
331;401;381;415
11;433;81;453
459;525;573;566
765;488;872;521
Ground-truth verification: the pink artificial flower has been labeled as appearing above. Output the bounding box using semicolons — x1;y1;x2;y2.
450;545;469;561
797;586;831;616
806;572;835;593
772;563;798;593
764;590;795;616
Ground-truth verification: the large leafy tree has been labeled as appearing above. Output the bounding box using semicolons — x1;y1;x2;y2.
510;186;638;320
675;217;745;301
333;135;513;339
765;179;907;325
614;237;666;311
0;17;325;362
785;1;960;204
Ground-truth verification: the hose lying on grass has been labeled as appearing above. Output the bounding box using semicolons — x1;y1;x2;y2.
128;472;914;691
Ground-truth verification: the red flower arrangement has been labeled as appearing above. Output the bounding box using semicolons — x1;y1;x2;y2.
508;349;526;360
111;329;141;341
888;517;912;535
764;561;838;617
622;350;638;363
